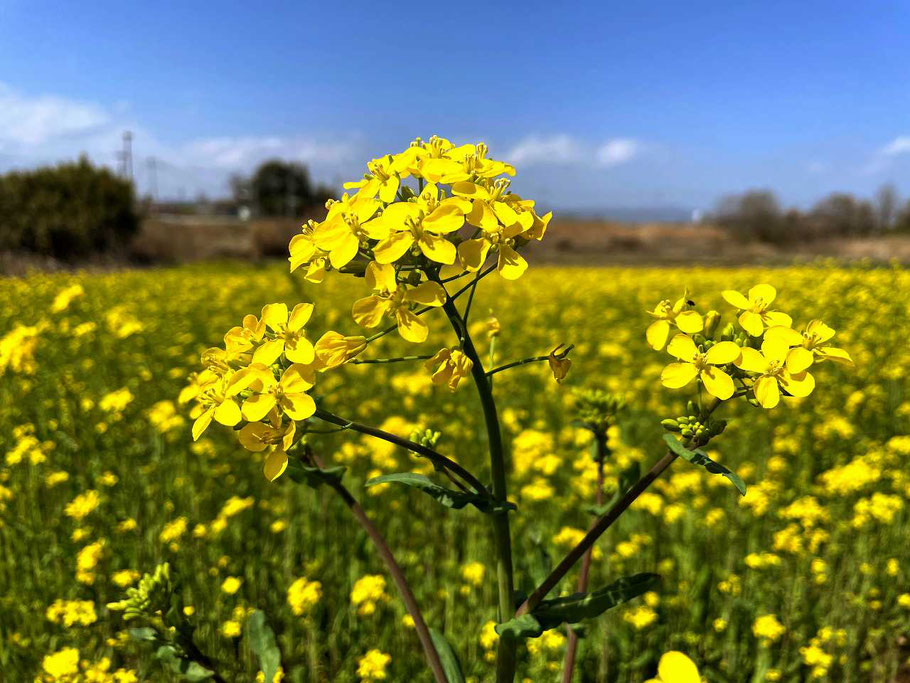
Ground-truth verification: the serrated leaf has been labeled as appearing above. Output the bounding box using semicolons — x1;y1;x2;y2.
497;573;660;640
429;628;466;683
285;459;346;489
663;434;746;496
365;473;495;512
247;610;281;683
154;645;214;681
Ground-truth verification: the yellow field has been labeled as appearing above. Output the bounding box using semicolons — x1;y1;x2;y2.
1;262;907;682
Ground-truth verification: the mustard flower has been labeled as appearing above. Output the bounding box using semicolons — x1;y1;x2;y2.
661;335;741;400
356;649;391;681
314;331;367;369
370;184;470;265
254;302;315;366
312;193;383;268
352;262;446;343
764;319;853;372
646;293;704;350
425;347;473;391
238;363;316;423
736;340;815;409
722;284;792;337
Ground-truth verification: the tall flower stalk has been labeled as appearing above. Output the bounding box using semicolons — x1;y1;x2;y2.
167;137;852;682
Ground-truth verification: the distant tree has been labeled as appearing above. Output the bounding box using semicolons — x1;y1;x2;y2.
713;190;787;242
811;193;876;237
874;183;899;231
895;199;910;233
0;156;138;258
233;160;335;217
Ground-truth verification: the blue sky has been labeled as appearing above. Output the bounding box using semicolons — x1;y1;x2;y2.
1;0;909;212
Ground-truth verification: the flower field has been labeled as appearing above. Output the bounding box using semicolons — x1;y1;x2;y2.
1;261;908;681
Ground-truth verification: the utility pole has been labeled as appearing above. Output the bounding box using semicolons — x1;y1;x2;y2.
117;131;133;180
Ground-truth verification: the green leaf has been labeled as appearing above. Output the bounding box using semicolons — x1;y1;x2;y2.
496;573;660;639
365;473;495;512
127;627;159;642
663;434;746;496
247;610;281;683
154;645;214;681
429;628;466;683
495;613;544;639
285;459;346;489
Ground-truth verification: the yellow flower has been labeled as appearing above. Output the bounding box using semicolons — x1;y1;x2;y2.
645;651;701;683
239;363;316;423
722;284;792;336
352;262;446;343
289;220;330;281
41;647;80;678
736;339;815;408
312;192;382;268
646;293;704;350
425;347;473;391
753;614;786;643
460;561;486;587
253;302;316;366
287;577;322;616
345;152;412;203
238;412;295;453
764;319;853;372
190;373;244;441
661;335;741;399
356;649;391;681
369;184;470;265
51;284;84;313
221;576;242;595
64;490;101;521
314;331;367;368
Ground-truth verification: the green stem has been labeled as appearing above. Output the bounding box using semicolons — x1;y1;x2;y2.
313;407;489;496
440;294;518;683
516;449;679;617
307;450;448;683
486;356;549;377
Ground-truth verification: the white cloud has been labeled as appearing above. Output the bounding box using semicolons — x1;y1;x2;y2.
507;134;642;169
0;83;111;148
596;138;639;167
506;134;583;165
881;136;910;157
179;136;356;170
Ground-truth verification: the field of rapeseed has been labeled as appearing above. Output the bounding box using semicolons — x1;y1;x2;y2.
0;261;908;681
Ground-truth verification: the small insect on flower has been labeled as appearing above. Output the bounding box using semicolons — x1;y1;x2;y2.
646;292;704;350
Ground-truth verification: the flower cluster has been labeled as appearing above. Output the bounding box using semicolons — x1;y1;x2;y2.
184;138;553;480
651;284;852;417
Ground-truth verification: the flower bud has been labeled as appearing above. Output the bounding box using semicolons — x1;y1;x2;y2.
661;418;681;432
703;310;721;338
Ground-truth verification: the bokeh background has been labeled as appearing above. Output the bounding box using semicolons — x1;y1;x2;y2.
1;2;908;682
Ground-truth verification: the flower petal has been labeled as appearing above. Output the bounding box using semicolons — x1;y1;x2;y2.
288;303;314;331
736;347;767;373
646;320;671;351
781;370;815;398
261;303;289;332
722;289;751;309
242;393;277;422
753;376;780;409
701;367;735;400
458;238;491;272
661;362;698;389
352;296;392;328
667;334;698;361
263;450;289;482
214;399;242;426
374;231;415;264
328;232;360;269
192;409;214;441
738;311;764;337
280;392;316;420
816;346;854;366
675;310;704;334
404;282;447;306
785;346;814;374
418;233;457;264
704;341;741;365
395;308;428;343
748;283;776;306
498;244;527;280
252;339;284;366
